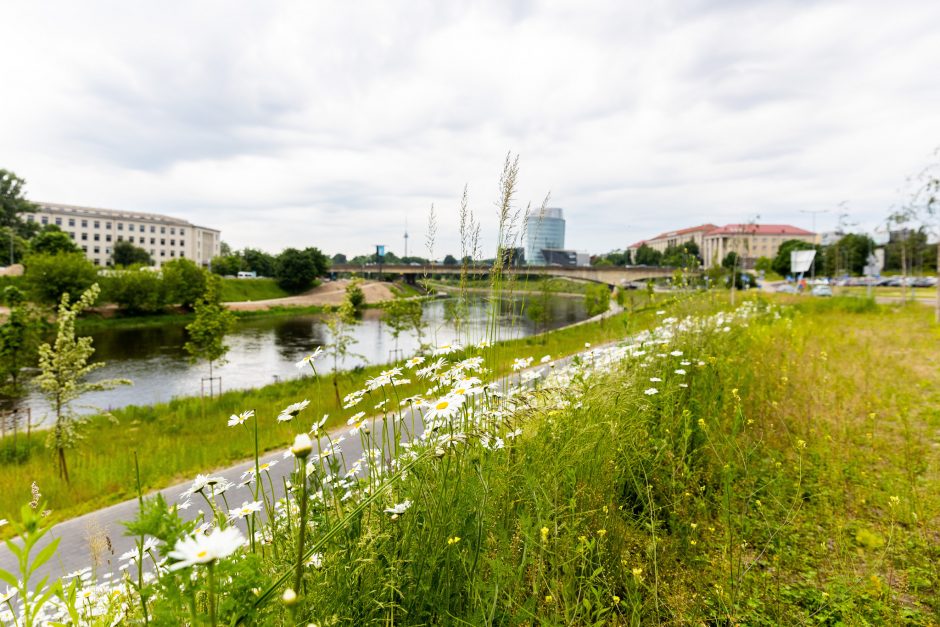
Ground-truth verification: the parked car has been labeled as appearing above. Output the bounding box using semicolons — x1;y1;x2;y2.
776;284;799;294
811;285;833;297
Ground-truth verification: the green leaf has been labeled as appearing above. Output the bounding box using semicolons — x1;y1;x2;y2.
29;537;60;574
0;567;19;587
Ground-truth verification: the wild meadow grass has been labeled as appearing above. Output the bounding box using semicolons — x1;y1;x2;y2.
1;294;937;624
0;294;689;530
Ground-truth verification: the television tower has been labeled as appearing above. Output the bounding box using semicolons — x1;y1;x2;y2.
403;218;409;259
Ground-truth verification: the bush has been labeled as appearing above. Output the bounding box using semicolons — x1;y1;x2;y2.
23;252;98;305
275;248;323;293
112;241;153;267
584;283;611;317
162;259;212;309
103;267;167;314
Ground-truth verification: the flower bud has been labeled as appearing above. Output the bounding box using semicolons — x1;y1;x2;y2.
291;433;314;459
281;588;298;606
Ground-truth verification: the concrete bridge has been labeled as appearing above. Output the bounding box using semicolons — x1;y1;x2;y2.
330;263;682;287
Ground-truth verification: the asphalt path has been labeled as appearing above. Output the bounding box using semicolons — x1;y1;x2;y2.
0;301;625;584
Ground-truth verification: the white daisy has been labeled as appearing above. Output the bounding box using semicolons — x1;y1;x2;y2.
167;527;245;570
277;399;310;422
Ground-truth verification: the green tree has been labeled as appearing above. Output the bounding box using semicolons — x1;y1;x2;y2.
584;283;611;318
662;240;701;267
755;257;773;274
105;266;167;314
382;299;422;356
30;226;80;255
0;286;45;396
210;254;245;276
345;278;366;314
275;248;318;293
162;258;211;309
331;253;347;264
302;247;330;276
771;239;818;276
241;248;276;277
112;240;153;267
633;244;662;266
184;282;235;386
23;252;98;305
0;226;30;265
0;169;38;237
325;299;362;405
442;254;459;266
824;233;877;276
35;284;130;483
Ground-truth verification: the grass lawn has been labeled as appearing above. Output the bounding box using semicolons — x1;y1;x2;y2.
219;277;290;302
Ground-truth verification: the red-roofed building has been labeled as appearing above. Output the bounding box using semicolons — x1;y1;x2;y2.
627;224;718;258
702;224;815;268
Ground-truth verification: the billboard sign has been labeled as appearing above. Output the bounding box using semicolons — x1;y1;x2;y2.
790;249;816;274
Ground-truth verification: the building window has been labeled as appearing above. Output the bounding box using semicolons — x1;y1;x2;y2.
128;236;134;243
117;236;123;242
81;246;87;253
26;214;34;222
93;259;100;266
170;239;175;246
179;228;185;236
81;233;88;241
94;234;100;241
180;252;185;258
106;234;112;242
68;218;75;227
94;221;100;229
68;232;75;239
160;250;165;257
150;237;155;245
150;249;155;256
81;220;87;228
170;250;176;257
160;239;165;245
180;240;185;247
55;217;62;225
41;216;48;225
170;227;176;235
94;246;100;254
118;223;124;230
150;225;155;233
160;226;166;234
106;222;112;229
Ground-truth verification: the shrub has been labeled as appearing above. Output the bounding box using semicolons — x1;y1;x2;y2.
23;252;98;305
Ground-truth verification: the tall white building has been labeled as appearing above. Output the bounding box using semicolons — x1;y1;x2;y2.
27;202;221;268
525;207;566;265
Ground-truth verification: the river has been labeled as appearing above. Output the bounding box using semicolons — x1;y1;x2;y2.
1;294;588;427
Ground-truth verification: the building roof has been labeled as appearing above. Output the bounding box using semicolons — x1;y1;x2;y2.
648;223;718;241
36;201;195;227
706;224;814;236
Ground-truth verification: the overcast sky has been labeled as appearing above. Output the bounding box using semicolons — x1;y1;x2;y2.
3;1;939;257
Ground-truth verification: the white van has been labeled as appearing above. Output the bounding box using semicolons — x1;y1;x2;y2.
237;271;257;279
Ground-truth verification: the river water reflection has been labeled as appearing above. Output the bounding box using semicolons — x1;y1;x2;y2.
10;295;588;425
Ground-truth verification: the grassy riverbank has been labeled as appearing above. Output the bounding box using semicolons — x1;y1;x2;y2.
8;294;937;623
429;275;594;295
218;277;290;302
0;293;695;528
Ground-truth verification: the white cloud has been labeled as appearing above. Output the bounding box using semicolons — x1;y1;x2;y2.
2;0;939;257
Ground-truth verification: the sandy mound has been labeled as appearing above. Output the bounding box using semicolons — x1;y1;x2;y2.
226;279;397;311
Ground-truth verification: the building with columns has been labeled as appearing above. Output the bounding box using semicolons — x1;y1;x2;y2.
701;224;815;268
26;202;221;268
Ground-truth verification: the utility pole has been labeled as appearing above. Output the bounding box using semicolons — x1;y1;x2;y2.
800;209;829;283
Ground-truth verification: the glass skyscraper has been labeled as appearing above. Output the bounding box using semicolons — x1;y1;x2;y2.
525;207;565;265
